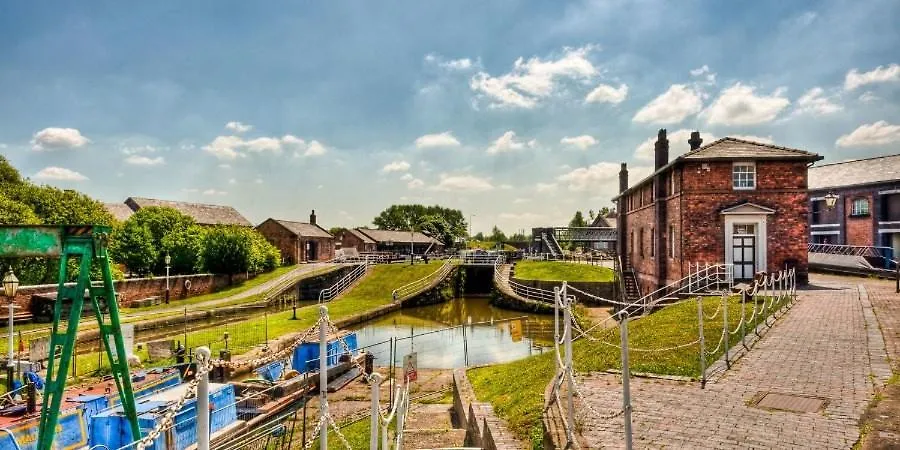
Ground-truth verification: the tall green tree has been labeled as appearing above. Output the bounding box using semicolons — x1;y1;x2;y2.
110;221;158;276
202;226;253;282
372;204;467;246
125;207;198;273
161;224;206;274
489;226;507;243
569;211;587;228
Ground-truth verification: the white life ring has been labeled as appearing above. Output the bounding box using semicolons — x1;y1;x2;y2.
184;279;192;290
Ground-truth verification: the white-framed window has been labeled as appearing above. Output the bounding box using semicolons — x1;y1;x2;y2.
851;198;870;216
732;162;756;190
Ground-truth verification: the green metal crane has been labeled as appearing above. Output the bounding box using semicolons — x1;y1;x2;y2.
0;225;140;450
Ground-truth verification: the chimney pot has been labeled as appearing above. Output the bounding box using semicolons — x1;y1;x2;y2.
619;163;629;194
654;129;669;170
310;209;317;225
688;131;703;150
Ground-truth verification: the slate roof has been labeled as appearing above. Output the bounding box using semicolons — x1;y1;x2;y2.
808;153;900;190
104;203;134;222
682;137;820;160
356;228;439;244
347;228;376;244
125;197;252;226
590;213;617;228
268;219;333;239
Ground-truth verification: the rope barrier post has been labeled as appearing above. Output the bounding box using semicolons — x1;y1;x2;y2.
740;290;747;350
722;292;730;369
195;346;211;450
318;305;328;450
620;317;633;450
369;372;382;449
562;283;575;444
697;296;706;389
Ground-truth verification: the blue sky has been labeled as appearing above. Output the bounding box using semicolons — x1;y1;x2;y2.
1;0;899;233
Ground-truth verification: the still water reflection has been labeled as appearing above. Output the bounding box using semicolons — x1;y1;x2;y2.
348;296;555;368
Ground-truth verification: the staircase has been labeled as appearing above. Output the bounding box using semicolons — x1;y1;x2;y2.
542;231;564;259
622;263;641;302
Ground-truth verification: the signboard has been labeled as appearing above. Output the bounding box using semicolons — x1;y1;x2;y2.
29;336;50;363
109;324;134;359
403;352;417;383
510;319;524;343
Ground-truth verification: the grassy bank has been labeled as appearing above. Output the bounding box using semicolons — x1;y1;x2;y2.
468;294;789;447
514;260;614;282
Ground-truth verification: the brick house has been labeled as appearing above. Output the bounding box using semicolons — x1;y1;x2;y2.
614;130;821;292
339;228;378;253
256;211;335;263
122;197;253;226
339;227;443;254
808;153;900;255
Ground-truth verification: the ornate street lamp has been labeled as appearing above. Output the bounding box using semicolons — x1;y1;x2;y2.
824;192;839;210
164;254;171;304
3;267;20;392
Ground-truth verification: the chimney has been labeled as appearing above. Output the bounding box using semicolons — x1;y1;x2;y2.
309;209;317;225
654;129;669;170
619;163;629;193
688;131;703;151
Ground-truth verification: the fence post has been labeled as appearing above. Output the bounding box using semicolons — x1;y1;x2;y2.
196;346;211;450
369;372;382;449
562;283;575;444
620;317;633;450
319;305;328;450
722;292;730;369
740;290;748;350
697;296;706;389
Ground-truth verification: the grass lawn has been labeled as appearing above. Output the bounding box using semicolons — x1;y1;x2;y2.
468;294;790;448
514;260;615;283
467;240;517;251
71;262;446;376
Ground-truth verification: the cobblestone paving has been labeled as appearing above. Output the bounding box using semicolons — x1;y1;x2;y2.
575;278;891;449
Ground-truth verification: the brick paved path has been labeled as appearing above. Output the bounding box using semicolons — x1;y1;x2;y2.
575;278;891;449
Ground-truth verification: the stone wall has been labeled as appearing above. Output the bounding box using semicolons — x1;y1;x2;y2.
452;368;523;450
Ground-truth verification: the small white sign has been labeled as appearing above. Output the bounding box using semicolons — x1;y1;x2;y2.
110;324;135;359
403;352;417;383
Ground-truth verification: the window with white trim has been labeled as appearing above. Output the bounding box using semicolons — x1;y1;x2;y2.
851;198;870;216
732;163;756;190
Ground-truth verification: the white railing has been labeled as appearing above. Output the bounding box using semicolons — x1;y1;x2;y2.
807;243;892;258
459;253;502;265
390;259;456;302
318;262;369;303
624;262;732;316
493;256;559;304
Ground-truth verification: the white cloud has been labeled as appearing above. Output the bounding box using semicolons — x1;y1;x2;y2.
836;121;900;147
407;178;425;189
536;183;558;193
634;129;717;161
859;91;879;103
121;145;158;155
704;83;790;126
303;140;327;157
400;173;414;181
487;131;527;154
470;45;598;109
33;166;88;181
689;65;717;84
560;135;598;150
584;83;628;104
844;64;900;90
415;131;461;149
558;163;653;193
124;155;165;166
794;87;842;116
632;84;703;124
281;135;306;149
729;135;775;144
244;137;283;153
431;174;494;192
203;136;245;160
31;127;90;151
382;160;411;173
225;121;253;134
424;54;475;71
203;189;227;196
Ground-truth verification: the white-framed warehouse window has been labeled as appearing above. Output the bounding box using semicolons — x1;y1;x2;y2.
851;198;870;216
732;162;756;190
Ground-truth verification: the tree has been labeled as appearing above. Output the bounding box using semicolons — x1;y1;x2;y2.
569;211;587;228
161;225;205;274
111;221;158;276
372;204;467;246
0;155;22;185
202;226;253;282
473;232;485;241
127;207;197;273
489;226;507;243
599;206;611;217
328;227;345;238
588;209;596;222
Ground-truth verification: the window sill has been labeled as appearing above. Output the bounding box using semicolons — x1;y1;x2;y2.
733;186;756;191
849;213;870;218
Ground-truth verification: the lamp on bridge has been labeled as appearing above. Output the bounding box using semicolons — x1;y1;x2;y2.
824;192;839;210
3;267;19;392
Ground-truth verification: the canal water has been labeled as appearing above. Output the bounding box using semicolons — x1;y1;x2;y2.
348;296;555;369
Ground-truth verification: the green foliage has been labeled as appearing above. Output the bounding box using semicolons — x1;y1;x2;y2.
514;261;614;282
372;204;467;246
0;156;22;185
489;225;507;243
328;226;345;238
126;207;197;273
161;225;205;274
110;221;158;276
473;231;485;241
246;227;280;272
568;210;586;228
0;193;40;225
202;226;280;277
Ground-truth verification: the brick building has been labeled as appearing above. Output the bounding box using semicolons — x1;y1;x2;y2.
808;153;900;255
614;130;821;292
256;211;335;263
122;197;252;226
338;227;443;254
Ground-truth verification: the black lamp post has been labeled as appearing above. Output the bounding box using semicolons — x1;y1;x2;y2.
3;267;20;392
164;254;171;304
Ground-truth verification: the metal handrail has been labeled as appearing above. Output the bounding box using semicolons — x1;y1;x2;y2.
807;243;893;258
318;261;369;303
625;262;732;315
390;258;457;302
493;256;558;303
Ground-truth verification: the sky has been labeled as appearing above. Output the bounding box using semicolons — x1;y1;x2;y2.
1;0;899;234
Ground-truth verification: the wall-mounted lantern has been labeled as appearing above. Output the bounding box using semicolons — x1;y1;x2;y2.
824;192;839;210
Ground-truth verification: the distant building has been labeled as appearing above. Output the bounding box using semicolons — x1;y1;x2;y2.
104;202;134;222
256;211;335;263
589;211;617;228
338;227;443;254
808;154;900;255
123;197;252;227
614;130;820;292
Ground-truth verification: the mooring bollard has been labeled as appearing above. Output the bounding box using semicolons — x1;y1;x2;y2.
319;305;328;450
369;372;382;449
196;346;211;450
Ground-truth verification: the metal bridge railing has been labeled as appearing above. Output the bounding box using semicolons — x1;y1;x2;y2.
807;243;893;258
318;262;369;303
493;256;559;304
390;258;456;302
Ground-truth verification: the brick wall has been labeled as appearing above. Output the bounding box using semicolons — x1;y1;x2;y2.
845;193;875;246
300;236;335;262
624;203;657;293
257;220;301;264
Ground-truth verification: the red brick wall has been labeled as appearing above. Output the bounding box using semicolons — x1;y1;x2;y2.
301;237;335;262
845;194;874;246
624;203;657;293
257;220;300;264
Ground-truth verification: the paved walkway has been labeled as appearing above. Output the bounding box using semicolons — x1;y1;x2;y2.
575;277;891;449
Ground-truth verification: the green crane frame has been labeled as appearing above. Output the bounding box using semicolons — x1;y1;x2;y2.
0;225;140;449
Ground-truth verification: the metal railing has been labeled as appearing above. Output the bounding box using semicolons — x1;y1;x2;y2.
459;253;502;265
807;243;894;259
493;256;559;304
318;262;369;303
625;262;733;316
390;258;456;302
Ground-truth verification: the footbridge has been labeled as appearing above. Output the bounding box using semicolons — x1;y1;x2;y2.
532;226;616;258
